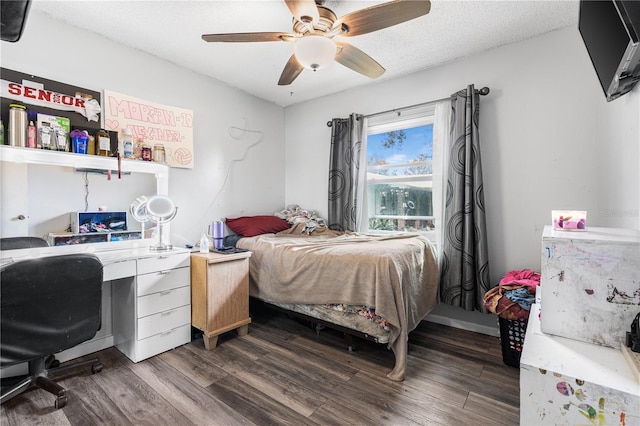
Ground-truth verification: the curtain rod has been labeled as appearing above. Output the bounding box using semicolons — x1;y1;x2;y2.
326;86;490;127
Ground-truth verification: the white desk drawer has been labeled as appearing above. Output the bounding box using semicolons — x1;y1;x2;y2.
103;260;136;281
134;324;191;362
137;305;190;340
136;266;189;297
137;253;190;275
137;285;190;318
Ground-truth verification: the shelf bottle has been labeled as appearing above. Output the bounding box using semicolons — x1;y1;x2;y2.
121;128;134;158
27;119;36;148
96;129;111;156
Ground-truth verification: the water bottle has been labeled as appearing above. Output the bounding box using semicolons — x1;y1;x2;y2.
8;104;27;147
212;220;225;249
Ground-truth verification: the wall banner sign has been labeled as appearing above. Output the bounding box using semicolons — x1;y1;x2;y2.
103;90;194;169
1;79;101;122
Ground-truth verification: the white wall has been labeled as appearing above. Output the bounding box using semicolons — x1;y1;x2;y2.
1;10;286;246
284;26;640;332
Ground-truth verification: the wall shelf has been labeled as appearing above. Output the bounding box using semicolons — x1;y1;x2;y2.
0;145;169;194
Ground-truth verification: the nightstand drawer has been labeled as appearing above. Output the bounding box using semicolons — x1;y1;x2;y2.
137;253;190;275
137;285;190;318
137;305;190;340
137;266;190;297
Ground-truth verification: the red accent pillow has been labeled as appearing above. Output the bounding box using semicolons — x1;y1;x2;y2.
225;215;290;237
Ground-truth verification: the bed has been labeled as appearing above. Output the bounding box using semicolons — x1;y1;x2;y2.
226;215;439;381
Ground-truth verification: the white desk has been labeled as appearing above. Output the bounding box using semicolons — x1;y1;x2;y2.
0;240;192;369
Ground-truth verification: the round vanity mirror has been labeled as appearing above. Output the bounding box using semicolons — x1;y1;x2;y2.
129;194;178;252
145;195;177;223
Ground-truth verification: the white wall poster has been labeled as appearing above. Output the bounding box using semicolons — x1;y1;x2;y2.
104;90;194;169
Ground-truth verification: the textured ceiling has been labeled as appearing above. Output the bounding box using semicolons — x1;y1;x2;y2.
31;0;580;107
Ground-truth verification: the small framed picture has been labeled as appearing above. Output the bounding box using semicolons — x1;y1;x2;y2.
552;210;587;231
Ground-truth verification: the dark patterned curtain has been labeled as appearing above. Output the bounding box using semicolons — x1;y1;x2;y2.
327;113;364;231
439;85;491;312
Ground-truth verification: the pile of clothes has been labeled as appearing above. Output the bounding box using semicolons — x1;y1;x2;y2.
275;204;327;235
483;269;540;320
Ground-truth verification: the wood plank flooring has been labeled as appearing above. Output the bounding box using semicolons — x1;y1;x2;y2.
1;309;520;425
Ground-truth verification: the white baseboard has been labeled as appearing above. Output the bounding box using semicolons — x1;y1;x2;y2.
424;313;499;337
56;335;114;363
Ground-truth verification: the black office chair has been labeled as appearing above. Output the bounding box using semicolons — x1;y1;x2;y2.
0;253;104;409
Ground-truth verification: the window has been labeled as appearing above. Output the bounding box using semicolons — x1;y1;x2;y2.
364;109;436;241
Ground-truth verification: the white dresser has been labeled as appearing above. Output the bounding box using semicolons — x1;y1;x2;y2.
112;250;192;362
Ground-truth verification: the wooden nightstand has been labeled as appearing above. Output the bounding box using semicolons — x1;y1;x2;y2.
190;251;252;349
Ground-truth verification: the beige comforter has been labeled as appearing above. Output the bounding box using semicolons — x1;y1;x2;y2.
237;224;439;381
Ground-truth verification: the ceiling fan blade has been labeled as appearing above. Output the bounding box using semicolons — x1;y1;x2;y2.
334;0;431;37
278;55;304;85
202;32;294;43
334;42;385;79
284;0;320;26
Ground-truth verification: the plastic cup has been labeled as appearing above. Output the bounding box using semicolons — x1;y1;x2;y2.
73;136;88;154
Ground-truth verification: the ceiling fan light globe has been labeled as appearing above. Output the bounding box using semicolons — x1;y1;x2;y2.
294;35;336;71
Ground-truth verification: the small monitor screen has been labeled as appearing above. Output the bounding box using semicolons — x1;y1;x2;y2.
579;0;631;97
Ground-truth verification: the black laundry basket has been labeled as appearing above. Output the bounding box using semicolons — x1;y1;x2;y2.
498;316;528;367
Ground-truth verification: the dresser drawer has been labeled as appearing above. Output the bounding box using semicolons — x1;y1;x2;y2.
137;285;190;318
137;253;190;275
137;266;190;297
137;305;190;340
134;324;191;362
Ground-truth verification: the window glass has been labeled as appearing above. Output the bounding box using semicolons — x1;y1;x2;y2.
366;116;434;238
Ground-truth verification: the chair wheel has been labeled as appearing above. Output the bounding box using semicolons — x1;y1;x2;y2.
55;395;68;409
91;363;103;374
45;355;60;369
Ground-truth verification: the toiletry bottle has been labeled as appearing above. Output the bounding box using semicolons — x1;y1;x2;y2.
0;116;4;145
142;143;152;161
121;128;134;158
87;132;96;155
199;233;211;253
27;119;36;148
39;122;52;149
96;129;111;156
153;144;166;163
55;127;68;151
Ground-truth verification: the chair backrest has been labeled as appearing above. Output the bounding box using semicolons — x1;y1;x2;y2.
0;236;49;250
0;254;103;367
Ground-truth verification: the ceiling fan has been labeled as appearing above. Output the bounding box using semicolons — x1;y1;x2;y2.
202;0;431;86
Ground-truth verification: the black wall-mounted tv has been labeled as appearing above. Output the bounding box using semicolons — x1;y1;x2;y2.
579;0;640;101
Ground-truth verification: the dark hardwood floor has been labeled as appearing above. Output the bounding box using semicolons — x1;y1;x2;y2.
1;309;520;425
